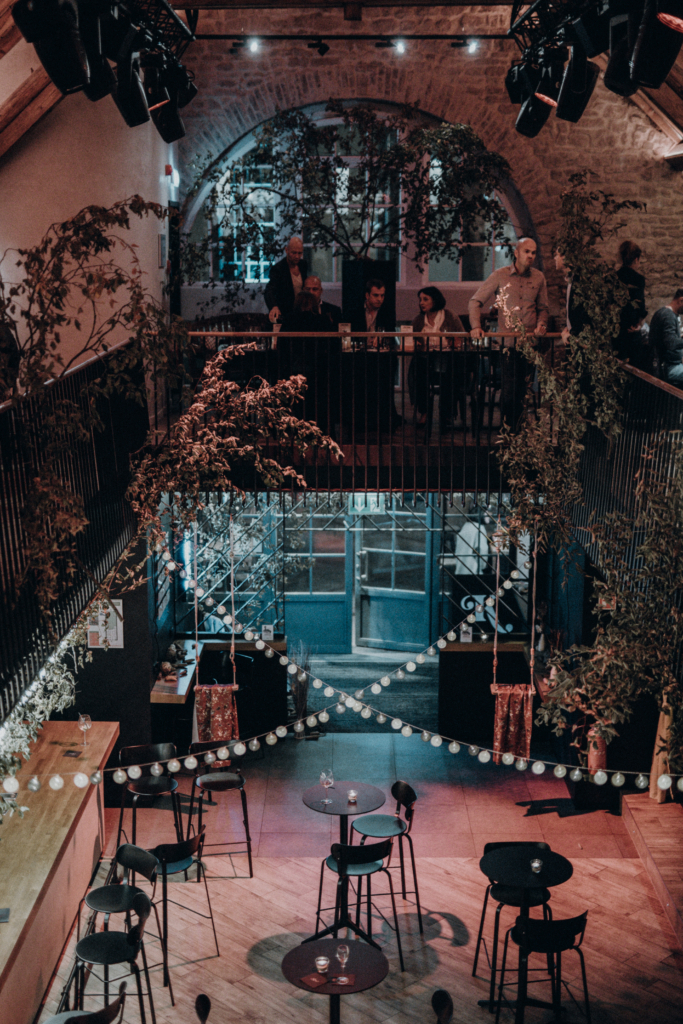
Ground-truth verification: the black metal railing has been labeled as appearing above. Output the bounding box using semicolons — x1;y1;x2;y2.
187;328;564;499
573;365;683;567
0;347;164;722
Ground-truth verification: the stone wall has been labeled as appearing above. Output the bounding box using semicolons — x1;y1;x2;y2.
180;6;683;317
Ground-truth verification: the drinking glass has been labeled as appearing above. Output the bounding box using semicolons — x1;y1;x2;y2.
78;714;92;748
336;943;350;983
320;769;334;805
530;857;543;874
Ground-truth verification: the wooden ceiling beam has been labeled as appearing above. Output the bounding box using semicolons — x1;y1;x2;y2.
172;0;511;8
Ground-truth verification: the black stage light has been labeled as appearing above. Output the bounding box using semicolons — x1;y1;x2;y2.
604;12;639;95
515;93;553;137
13;0;90;94
556;46;600;121
168;63;197;108
534;62;565;107
658;0;683;32
151;95;185;142
631;0;683;85
78;4;115;102
143;65;170;112
572;3;612;57
113;49;149;126
505;63;526;104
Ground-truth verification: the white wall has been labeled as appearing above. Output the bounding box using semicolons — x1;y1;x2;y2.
0;66;180;367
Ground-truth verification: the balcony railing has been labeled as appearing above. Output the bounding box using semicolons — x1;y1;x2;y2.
187;328;565;498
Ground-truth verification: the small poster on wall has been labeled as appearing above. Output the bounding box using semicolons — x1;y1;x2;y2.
87;600;124;649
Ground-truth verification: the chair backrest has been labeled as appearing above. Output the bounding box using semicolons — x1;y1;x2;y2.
150;825;205;867
517;911;588;954
64;982;127;1024
391;780;417;810
331;839;392;877
126;892;152;954
115;843;159;884
119;742;176;775
195;993;211;1023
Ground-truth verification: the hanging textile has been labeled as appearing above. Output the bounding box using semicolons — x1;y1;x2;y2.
491;683;534;763
195;684;239;742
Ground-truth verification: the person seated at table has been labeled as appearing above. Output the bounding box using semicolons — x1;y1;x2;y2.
304;275;342;330
279;291;341;433
343;279;401;434
431;989;453;1024
411;286;466;429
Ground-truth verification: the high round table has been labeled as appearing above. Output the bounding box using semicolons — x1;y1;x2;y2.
478;846;573;1024
302;781;386;844
302;781;386;946
282;937;388;1024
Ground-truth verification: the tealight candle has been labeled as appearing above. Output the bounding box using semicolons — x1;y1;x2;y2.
315;956;330;974
347;789;358;803
530;858;543;873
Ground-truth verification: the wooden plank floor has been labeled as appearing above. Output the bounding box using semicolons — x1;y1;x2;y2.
36;734;683;1024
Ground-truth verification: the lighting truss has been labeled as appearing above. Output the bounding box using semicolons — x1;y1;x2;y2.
122;0;196;61
507;0;600;60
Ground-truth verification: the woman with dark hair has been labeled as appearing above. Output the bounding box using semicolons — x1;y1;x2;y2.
279;290;340;432
411;286;466;429
614;240;648;365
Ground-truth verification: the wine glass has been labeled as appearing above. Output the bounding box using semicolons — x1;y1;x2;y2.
320;769;334;805
78;714;92;748
336;943;350;983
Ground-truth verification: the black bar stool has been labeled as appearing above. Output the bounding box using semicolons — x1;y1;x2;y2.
43;981;126;1023
73;892;155;1024
185;740;253;878
116;743;183;848
495;911;591;1024
351;779;423;933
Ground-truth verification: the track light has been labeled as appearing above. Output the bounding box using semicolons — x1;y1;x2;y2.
248;38;259;52
395;40;406;53
113;50;149;127
505;63;526;104
658;0;683;33
604;13;639;96
556;45;599;122
79;6;115;102
143;66;170;112
467;39;479;54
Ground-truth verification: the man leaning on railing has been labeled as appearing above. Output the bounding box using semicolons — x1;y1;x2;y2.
649;288;683;389
468;238;549;430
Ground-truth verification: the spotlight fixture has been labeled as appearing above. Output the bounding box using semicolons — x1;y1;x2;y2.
505;63;526;103
604;12;639;96
143;65;170;112
307;38;330;56
631;0;683;87
395;40;406;53
467;39;479;54
515;91;553;138
248;38;259;52
658;0;683;33
113;48;150;127
534;62;564;106
556;45;600;122
13;0;89;95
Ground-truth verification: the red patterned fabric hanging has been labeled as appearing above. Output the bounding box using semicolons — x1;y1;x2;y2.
195;684;239;742
491;683;534;763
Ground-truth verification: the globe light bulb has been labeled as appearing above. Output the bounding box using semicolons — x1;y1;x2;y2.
313;678;323;688
515;758;528;771
73;772;89;788
216;747;230;760
49;774;65;790
233;742;247;756
430;734;443;747
28;776;42;792
468;745;479;756
293;721;305;732
167;759;181;772
184;756;198;770
336;703;346;714
381;676;391;686
502;753;515;766
266;732;277;745
2;776;19;794
635;773;649;789
553;764;567;778
276;726;288;738
416;654;425;665
611;772;625;787
593;770;608;786
657;773;673;790
204;751;217;765
391;718;403;730
127;765;142;779
421;731;431;742
306;716;318;728
448;741;460;754
90;771;102;785
401;725;413;737
318;711;330;723
150;762;164;776
570;767;583;782
377;713;387;724
478;749;491;763
531;761;546;775
361;705;372;719
371;683;382;695
437;638;447;649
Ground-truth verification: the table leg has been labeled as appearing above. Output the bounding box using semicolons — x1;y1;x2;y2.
330;993;341;1024
339;814;348;845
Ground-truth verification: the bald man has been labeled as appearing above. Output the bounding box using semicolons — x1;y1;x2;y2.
303;275;342;329
468;237;548;429
264;237;308;322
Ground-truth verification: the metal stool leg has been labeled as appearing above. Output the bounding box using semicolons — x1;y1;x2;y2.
239;786;254;878
384;868;405;972
472;884;492;976
404;833;423;933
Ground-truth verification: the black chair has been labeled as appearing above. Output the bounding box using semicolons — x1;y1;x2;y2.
316;839;405;971
351;779;423;933
148;825;219;993
79;844;160;939
116;743;183;848
185;740;253;878
73;893;155;1024
472;841;553;1011
495;911;591;1024
43;982;126;1024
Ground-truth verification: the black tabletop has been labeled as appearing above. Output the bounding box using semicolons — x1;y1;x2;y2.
480;847;573;890
282;938;389;995
302;781;386;818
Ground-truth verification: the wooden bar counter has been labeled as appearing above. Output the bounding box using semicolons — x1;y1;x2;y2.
0;720;119;1024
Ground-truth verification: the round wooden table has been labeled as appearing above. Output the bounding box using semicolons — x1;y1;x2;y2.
302;781;386;844
282;937;388;1024
479;846;573;1024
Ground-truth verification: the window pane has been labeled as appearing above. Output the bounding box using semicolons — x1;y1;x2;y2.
312;557;345;591
394;554;425;591
309;248;334;284
285;566;310;592
461;246;493;282
312;529;345;554
429;254;460;283
394;529;426;554
367;552;392;587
